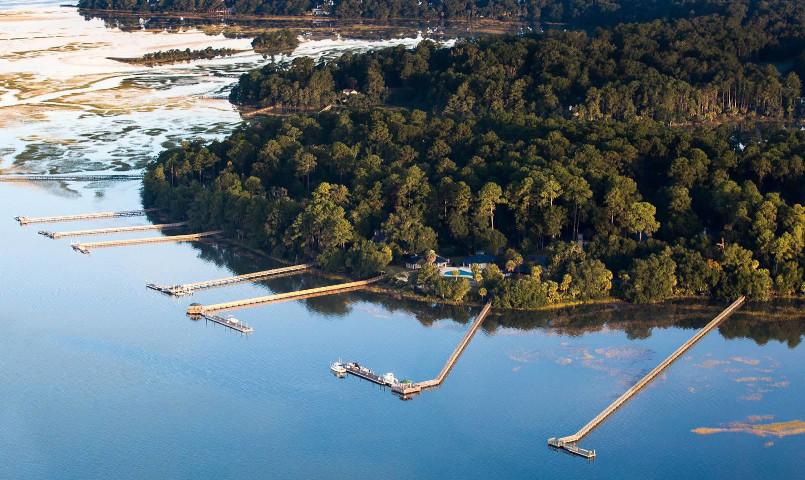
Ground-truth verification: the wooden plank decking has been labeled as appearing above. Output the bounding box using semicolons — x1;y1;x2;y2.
391;302;492;396
16;209;156;225
1;174;143;182
186;276;383;314
39;222;187;239
147;263;312;296
71;231;221;254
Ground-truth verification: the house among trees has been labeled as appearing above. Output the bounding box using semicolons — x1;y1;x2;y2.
311;5;330;16
405;252;450;270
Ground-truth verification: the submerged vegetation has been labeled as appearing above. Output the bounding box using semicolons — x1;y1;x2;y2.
692;420;805;438
143;1;805;310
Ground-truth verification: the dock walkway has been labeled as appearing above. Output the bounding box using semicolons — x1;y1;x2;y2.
147;263;312;296
548;296;746;458
340;302;492;398
199;313;254;334
392;302;492;396
1;174;143;183
72;231;221;254
16;209;155;225
39;222;187;239
186;276;383;314
344;363;390;386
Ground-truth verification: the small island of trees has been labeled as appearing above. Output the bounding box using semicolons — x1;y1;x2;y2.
252;30;300;56
110;46;240;66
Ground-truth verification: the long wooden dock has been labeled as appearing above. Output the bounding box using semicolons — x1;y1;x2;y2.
339;303;492;398
39;222;187;239
186;276;383;314
147;263;312;296
548;296;746;458
15;209;156;225
1;174;143;182
71;231;221;254
392;302;492;396
198;313;254;334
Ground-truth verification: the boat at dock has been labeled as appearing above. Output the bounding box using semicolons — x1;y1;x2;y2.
330;361;347;377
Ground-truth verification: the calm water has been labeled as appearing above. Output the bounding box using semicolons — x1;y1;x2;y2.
0;3;803;479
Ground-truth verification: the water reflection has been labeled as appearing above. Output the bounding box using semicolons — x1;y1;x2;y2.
183;238;805;346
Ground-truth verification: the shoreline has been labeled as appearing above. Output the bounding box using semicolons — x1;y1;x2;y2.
76;8;529;35
189;235;805;314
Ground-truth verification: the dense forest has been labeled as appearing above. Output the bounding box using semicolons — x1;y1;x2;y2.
143;110;805;307
78;0;746;24
231;5;805;124
142;2;805;309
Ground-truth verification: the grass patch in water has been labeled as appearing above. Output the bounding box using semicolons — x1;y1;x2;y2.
692;420;805;438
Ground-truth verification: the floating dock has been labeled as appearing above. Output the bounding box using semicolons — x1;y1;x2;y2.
343;363;394;386
186;276;383;314
146;263;312;296
197;313;254;334
547;439;596;459
1;174;143;182
548;296;746;458
16;209;156;226
71;231;221;254
340;302;492;398
39;222;187;239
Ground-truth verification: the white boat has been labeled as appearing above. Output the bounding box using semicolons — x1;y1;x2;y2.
382;372;398;385
330;361;347;376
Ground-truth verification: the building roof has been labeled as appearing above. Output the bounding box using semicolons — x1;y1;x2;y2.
407;253;449;264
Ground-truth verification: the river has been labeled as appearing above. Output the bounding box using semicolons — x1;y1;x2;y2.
0;3;803;479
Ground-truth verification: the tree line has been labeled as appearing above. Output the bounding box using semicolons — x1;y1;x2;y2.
78;0;750;24
231;4;805;124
